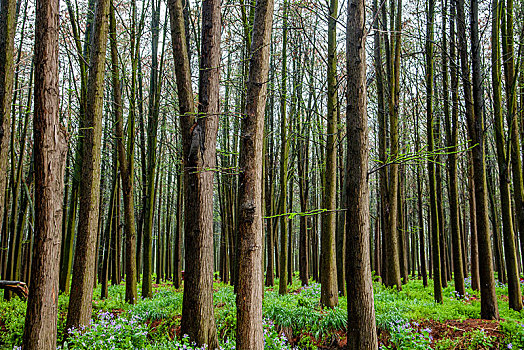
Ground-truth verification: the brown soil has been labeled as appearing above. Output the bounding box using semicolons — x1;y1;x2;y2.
287;318;506;349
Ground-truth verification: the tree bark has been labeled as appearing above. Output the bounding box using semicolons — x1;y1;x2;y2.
491;0;522;310
426;0;443;303
320;0;339;307
66;0;110;329
467;0;499;319
444;0;465;297
346;1;378;348
23;0;67;344
168;0;221;344
236;0;274;346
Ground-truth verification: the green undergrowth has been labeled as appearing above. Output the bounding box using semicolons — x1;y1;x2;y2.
0;275;523;349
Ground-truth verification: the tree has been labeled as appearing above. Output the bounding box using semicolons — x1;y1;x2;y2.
491;0;522;311
426;0;443;304
346;0;378;348
23;0;68;344
109;0;138;304
0;0;18;267
66;0;110;329
382;0;402;289
278;0;290;295
168;0;221;344
142;0;163;299
446;0;465;297
320;0;339;307
236;0;274;346
468;0;499;319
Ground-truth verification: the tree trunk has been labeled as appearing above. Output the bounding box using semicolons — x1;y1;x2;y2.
467;0;499;319
491;0;522;310
0;0;17;272
278;0;290;295
235;0;274;346
320;0;339;307
23;0;67;344
66;0;110;329
168;0;220;344
110;1;138;303
447;0;465;296
173;166;183;289
426;0;443;304
346;1;378;347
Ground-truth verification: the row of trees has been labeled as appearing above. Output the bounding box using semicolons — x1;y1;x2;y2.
0;0;523;348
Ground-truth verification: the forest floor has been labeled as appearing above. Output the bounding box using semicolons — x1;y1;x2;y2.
0;275;524;349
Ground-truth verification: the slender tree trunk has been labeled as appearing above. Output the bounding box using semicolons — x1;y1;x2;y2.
101;165;117;299
445;0;465;297
501;0;524;272
142;0;162;298
491;0;522;310
66;0;110;329
383;0;402;289
0;0;17;265
467;0;499;319
110;1;138;303
23;0;67;344
320;0;339;307
426;0;443;303
173;166;183;289
278;0;289;295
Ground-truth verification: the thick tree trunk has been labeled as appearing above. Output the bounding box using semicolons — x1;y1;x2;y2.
346;1;378;348
236;0;274;346
169;0;220;345
23;0;67;345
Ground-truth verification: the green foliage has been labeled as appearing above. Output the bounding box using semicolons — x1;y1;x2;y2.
0;297;25;348
1;278;524;349
130;289;183;321
262;319;294;350
434;329;495;350
500;320;524;349
383;320;432;350
62;311;148;350
92;285;129;314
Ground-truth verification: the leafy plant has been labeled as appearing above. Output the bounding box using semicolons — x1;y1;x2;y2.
62;311;148;350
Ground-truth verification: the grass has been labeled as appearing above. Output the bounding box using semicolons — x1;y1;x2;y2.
0;274;523;349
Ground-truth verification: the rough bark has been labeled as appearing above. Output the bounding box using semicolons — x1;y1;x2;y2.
23;0;67;344
66;0;110;329
168;0;221;344
468;0;499;319
235;0;274;346
0;0;17;277
346;1;378;348
320;0;339;307
110;1;138;304
491;0;522;311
